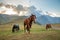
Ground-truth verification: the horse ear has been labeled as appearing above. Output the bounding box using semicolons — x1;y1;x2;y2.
31;14;34;16
31;14;33;15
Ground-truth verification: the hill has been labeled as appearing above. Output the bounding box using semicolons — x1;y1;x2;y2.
0;14;26;24
0;16;60;40
27;6;60;24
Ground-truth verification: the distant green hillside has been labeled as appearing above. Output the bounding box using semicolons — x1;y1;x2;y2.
0;14;26;25
0;18;60;40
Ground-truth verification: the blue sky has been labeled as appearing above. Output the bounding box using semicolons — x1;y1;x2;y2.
0;0;60;14
30;0;60;14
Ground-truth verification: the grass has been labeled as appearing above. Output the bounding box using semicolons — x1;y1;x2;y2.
0;19;60;40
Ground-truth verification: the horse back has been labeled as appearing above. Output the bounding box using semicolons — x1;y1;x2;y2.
24;18;30;25
46;24;51;28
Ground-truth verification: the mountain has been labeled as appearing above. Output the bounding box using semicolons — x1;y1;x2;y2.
0;5;60;25
26;6;60;24
36;15;60;24
0;14;20;24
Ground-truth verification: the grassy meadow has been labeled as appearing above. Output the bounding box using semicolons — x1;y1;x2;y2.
0;18;60;40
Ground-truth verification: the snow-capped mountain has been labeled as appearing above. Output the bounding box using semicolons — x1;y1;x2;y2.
42;11;60;17
0;5;60;25
26;6;60;24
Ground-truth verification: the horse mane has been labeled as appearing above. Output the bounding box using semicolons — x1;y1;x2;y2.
29;14;36;21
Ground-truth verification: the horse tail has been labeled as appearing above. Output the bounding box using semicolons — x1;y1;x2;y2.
24;21;26;32
46;24;48;30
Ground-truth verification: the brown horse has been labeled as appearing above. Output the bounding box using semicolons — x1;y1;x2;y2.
24;14;36;34
46;24;52;30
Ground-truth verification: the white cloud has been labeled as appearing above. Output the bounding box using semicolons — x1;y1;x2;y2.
3;0;30;7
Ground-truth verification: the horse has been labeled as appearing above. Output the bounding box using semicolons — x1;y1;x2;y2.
46;24;52;30
24;14;36;34
12;24;20;32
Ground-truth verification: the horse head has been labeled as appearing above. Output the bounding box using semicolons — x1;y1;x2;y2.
30;14;36;23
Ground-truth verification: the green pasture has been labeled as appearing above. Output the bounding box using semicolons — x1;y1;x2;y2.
0;19;60;40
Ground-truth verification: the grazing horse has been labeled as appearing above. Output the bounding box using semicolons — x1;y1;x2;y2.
46;24;52;30
24;14;36;34
12;24;20;32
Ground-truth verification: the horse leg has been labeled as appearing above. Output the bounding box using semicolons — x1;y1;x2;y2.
24;23;26;33
18;27;20;30
16;28;19;32
17;26;20;32
27;24;30;34
30;23;32;28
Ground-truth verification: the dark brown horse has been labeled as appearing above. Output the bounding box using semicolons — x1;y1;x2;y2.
24;14;36;34
46;24;52;30
12;24;20;32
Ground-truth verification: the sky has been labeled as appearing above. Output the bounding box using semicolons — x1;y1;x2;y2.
0;0;60;15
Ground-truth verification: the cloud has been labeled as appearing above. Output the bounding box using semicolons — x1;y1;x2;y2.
2;0;30;7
